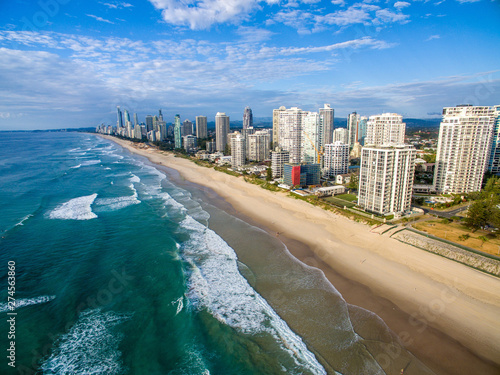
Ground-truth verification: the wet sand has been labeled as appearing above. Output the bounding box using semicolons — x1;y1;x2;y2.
101;135;500;375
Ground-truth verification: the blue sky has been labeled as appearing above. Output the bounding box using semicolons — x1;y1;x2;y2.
0;0;499;129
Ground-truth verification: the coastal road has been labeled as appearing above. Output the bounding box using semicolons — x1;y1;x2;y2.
414;204;471;219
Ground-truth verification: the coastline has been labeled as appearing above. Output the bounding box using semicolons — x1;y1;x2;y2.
100;135;500;375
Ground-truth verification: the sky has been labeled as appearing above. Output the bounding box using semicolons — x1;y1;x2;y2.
0;0;499;130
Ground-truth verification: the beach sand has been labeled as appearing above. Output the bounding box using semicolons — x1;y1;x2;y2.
102;136;500;375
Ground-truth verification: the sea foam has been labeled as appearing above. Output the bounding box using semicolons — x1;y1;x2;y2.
180;215;327;375
0;295;55;313
49;194;98;220
41;309;131;375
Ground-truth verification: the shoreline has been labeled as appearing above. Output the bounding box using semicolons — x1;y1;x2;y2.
100;135;500;375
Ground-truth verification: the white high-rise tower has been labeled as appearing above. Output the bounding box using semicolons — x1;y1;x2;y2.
434;105;495;194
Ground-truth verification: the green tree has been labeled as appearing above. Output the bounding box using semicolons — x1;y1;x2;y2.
266;167;272;181
348;174;358;190
465;201;489;230
423;154;436;163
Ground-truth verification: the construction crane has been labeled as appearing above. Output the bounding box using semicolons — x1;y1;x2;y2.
303;131;323;164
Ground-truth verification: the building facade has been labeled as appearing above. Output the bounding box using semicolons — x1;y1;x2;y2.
365;113;406;146
333;128;348;144
319;104;335;148
347;112;360;149
215;112;230;152
174;114;182;149
358;144;416;216
248;130;271;162
182;119;193;136
183;135;197;153
434;105;495;193
283;163;321;187
271;148;290;178
487;105;500;175
231;132;246;168
323;142;349;178
243;106;253;130
196;116;207;139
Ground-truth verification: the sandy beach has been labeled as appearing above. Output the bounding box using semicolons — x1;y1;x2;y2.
102;135;500;375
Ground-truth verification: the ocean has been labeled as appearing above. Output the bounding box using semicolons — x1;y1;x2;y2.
0;132;434;375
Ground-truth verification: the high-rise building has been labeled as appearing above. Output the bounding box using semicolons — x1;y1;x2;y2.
274;105;329;165
145;115;153;132
347;112;360;148
301;111;321;164
196;116;207;139
271;148;290;178
182;119;193;136
183;135;197;153
231;132;246;168
243;106;253;130
158;109;163;122
434;105;496;194
215;112;230;152
272;106;286;148
358;116;368;146
134;113;139;126
333;128;348;144
319;104;335;147
117;106;123;128
365;113;406;146
487;106;500;175
248;130;271;162
274;107;305;164
358;144;416;216
323;142;349;178
206;140;216;153
124;109;131;125
174;114;182;149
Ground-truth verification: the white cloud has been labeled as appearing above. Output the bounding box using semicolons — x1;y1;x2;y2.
237;26;274;42
394;1;411;9
101;2;134;9
331;0;346;6
86;14;115;24
374;9;410;24
425;34;440;41
148;0;259;29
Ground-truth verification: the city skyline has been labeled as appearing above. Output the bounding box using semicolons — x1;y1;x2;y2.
1;0;499;130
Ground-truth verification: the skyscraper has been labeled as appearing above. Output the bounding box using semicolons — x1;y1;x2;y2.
301;111;321;164
123;109;131;125
134;113;139;126
145;115;153;132
243;106;253;130
196;116;207;139
275;107;304;164
358;144;416;216
158;109;163;122
215;112;230;152
333;128;348;144
231;132;246;168
117;106;123;128
487;106;500;175
323;142;349;179
271;148;290;178
182;119;193;136
434;105;495;194
365;113;406;146
247;130;271;162
174;114;182;149
319;104;335;148
347;112;360;148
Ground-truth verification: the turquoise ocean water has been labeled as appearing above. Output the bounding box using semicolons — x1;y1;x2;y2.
0;132;434;375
